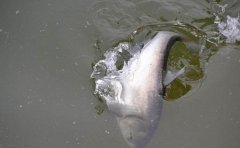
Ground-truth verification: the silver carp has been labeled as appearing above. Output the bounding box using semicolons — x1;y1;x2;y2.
97;31;184;148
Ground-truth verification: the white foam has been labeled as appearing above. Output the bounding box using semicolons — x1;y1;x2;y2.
91;42;132;101
217;15;240;43
214;4;240;43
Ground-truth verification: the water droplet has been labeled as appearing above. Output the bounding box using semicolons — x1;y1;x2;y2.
105;130;110;134
39;29;45;32
16;10;20;14
74;62;79;66
86;21;91;26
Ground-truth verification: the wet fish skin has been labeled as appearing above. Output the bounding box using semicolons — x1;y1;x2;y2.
106;31;182;148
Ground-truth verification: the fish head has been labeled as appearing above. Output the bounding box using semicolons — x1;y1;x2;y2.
118;116;156;148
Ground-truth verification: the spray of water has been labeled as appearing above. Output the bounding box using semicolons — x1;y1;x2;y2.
214;4;240;43
91;42;133;103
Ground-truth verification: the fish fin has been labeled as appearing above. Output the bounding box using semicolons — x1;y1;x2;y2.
163;67;185;86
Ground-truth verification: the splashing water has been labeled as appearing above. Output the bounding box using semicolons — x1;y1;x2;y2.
91;42;132;103
216;15;240;43
214;4;240;43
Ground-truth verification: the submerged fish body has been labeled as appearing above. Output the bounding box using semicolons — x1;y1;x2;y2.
95;31;183;148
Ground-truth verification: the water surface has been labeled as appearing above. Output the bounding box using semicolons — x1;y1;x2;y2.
0;0;240;148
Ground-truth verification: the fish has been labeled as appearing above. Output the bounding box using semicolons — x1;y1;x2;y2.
96;31;184;148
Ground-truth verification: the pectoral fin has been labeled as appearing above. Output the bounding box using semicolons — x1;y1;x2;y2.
163;67;185;86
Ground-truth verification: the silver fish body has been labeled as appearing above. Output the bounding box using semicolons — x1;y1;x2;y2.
105;31;182;148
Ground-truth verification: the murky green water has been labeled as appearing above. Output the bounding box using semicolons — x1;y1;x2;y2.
0;0;239;148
